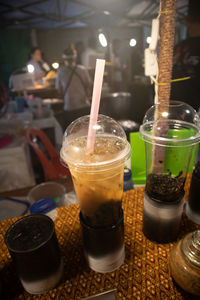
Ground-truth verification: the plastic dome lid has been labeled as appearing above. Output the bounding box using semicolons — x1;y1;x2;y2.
140;101;200;147
60;114;131;168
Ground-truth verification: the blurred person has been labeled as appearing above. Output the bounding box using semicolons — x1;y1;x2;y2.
81;37;98;68
75;41;85;65
56;44;92;111
111;39;123;92
171;0;200;111
27;47;50;84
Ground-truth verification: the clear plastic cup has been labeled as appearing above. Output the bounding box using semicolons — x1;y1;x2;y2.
60;114;131;272
60;114;131;227
140;101;200;242
28;182;66;207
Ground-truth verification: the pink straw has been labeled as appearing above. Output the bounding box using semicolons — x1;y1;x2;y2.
87;59;105;152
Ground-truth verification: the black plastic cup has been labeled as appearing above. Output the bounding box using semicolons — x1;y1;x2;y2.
186;171;200;224
143;191;185;243
5;214;63;294
80;209;125;273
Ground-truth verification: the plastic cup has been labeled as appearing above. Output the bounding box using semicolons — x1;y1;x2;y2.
60;114;131;272
5;214;63;294
60;115;131;227
28;182;66;207
140;101;200;243
186;160;200;224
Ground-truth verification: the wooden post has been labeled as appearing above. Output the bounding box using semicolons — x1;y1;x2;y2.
152;0;177;173
158;0;176;105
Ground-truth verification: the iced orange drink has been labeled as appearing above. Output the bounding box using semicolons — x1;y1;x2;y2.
60;115;131;272
60;115;130;227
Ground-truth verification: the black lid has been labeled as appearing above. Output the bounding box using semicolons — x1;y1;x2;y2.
5;214;54;253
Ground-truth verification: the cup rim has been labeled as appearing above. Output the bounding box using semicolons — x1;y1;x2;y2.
28;181;66;203
140;120;200;147
4;214;55;254
144;190;185;205
61;141;131;170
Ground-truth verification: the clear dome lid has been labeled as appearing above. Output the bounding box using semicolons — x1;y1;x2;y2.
60;114;131;168
140;101;200;147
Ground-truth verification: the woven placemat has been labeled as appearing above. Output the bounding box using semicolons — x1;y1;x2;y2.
0;184;199;299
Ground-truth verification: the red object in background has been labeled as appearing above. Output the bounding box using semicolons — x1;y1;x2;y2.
26;128;70;181
0;135;12;149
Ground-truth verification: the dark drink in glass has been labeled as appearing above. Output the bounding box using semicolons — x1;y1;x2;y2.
186;161;200;224
5;214;63;294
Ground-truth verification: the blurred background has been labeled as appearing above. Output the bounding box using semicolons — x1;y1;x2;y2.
0;0;193;194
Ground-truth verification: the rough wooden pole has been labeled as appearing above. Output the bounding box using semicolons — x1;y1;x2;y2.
158;0;176;105
152;0;176;173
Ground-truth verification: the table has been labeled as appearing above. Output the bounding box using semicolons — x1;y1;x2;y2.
11;86;59;99
27;87;59;99
0;178;73;198
0;185;199;300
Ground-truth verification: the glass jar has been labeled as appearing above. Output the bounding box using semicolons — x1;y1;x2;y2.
170;230;200;296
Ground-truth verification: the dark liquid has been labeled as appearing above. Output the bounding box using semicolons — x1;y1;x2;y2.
143;210;181;243
143;191;183;243
146;173;184;202
6;215;53;252
188;171;200;213
83;201;122;228
5;215;61;282
80;209;124;258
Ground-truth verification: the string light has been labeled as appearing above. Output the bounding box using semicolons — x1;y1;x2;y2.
98;33;107;47
52;62;59;69
129;38;137;47
27;64;35;73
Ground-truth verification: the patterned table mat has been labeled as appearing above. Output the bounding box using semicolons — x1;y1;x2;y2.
0;185;199;300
